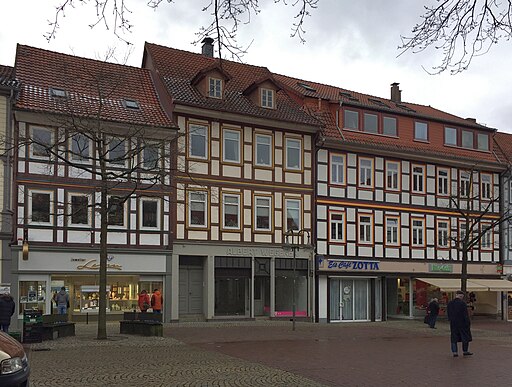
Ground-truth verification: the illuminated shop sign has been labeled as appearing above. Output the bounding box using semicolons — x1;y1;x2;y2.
320;257;380;271
429;263;453;273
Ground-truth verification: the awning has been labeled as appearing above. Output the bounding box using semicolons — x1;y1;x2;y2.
417;278;512;292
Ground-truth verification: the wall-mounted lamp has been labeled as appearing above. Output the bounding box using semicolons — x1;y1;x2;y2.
22;229;29;261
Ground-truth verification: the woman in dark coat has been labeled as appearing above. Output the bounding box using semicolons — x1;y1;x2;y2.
0;293;16;333
447;290;472;357
428;298;440;329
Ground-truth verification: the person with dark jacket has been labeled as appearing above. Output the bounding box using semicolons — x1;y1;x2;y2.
53;286;69;314
447;290;473;357
0;293;16;333
428;298;440;329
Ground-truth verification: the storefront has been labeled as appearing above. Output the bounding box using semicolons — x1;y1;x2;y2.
171;243;314;321
12;247;169;327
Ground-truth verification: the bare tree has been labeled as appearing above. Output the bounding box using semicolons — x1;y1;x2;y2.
400;0;512;74
45;0;319;60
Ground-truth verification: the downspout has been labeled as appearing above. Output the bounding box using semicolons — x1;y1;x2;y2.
335;100;346;141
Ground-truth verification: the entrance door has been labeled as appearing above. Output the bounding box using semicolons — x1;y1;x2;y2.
254;276;270;316
330;278;369;322
179;268;203;315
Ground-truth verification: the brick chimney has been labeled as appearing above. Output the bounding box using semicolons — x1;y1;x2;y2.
390;82;401;103
201;37;214;58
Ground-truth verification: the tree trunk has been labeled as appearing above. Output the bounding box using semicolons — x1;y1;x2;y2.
461;249;468;295
97;184;108;340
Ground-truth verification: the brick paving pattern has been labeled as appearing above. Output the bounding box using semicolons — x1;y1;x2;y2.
25;318;512;386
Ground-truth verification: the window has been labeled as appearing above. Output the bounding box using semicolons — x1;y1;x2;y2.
459;222;468;246
461;130;474;148
386;161;400;190
437;168;450;196
223;129;241;163
477;133;489;151
124;99;140;109
363;113;378;133
437;220;449;248
414;122;428;141
358;214;373;244
31;127;53;158
255;134;272;166
385;217;399;246
50;88;67;98
460;171;471;198
445;127;457;146
255;196;271;231
261;88;274;109
107;196;125;226
412;165;425;193
330;212;345;242
189;192;207;227
141;199;159;229
359;158;373;188
189;124;208;159
344;110;359;130
481;223;493;250
209;77;222;98
70;194;89;226
143;143;159;170
330;153;346;185
285;199;301;231
222;194;240;229
31;191;52;223
411;218;425;247
481;174;492;200
109;138;126;165
70;133;90;162
383;117;397;136
285;137;302;170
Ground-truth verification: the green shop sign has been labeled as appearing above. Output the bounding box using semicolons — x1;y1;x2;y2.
429;263;453;273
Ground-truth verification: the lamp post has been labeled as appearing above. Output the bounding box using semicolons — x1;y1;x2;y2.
284;228;311;331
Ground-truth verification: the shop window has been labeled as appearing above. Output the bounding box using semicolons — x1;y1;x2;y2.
254;196;271;231
329;212;345;242
222;193;240;229
69;194;90;226
19;280;47;315
30;190;53;224
141;198;159;229
255;133;272;166
189;124;208;159
285;137;302;170
330;153;346;185
385;216;399;246
386;161;400;190
275;258;308;317
70;133;90;162
31;126;53;158
358;158;373;188
481;173;492;200
437;168;450;196
223;128;241;163
108;196;125;227
189;191;207;227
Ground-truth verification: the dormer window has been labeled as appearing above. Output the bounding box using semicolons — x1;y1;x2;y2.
261;88;274;109
50;88;67;98
124;99;140;109
209;77;222;98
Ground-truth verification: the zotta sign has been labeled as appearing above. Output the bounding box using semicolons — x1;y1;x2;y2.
320;257;380;271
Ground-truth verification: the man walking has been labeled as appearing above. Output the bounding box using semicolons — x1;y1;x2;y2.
53;286;69;315
428;297;440;329
447;290;473;357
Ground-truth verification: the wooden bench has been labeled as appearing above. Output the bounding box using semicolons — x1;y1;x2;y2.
119;312;163;337
41;314;76;340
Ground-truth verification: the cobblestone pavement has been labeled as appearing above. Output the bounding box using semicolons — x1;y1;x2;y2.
25;318;512;387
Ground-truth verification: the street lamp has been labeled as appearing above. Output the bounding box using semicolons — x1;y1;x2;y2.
284;228;311;331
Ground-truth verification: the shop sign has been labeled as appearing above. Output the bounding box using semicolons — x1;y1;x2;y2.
429;263;453;273
323;258;380;271
226;247;293;258
73;256;123;271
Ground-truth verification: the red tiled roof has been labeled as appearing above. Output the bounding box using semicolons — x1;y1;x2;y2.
493;132;512;163
14;45;176;129
143;42;321;128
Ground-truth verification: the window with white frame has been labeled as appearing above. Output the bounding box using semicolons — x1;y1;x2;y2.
222;194;240;229
261;88;274;109
383;117;397;136
412;218;425;246
31;127;53;158
330;212;345;242
255;134;272;166
30;191;52;224
107;196;125;226
386;161;399;190
70;133;90;162
460;171;471;198
209;77;222;98
359;158;373;188
412;165;425;193
143;143;159;170
189;191;207;227
358;214;373;244
108;138;126;165
255;196;271;231
437;168;450;196
481;174;492;200
481;223;493;250
459;222;468;247
385;217;399;245
69;194;90;226
285;199;301;231
331;154;345;184
414;122;428;141
363;113;378;133
223;129;241;163
437;220;449;248
344;110;359;130
285;137;302;170
141;198;159;229
189;124;208;159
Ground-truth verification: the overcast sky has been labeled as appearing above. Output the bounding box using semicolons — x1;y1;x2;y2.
1;0;511;133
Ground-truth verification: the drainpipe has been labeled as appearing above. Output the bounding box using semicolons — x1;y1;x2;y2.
335;100;346;141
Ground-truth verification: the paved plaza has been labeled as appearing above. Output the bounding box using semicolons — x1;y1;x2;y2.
25;318;512;386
